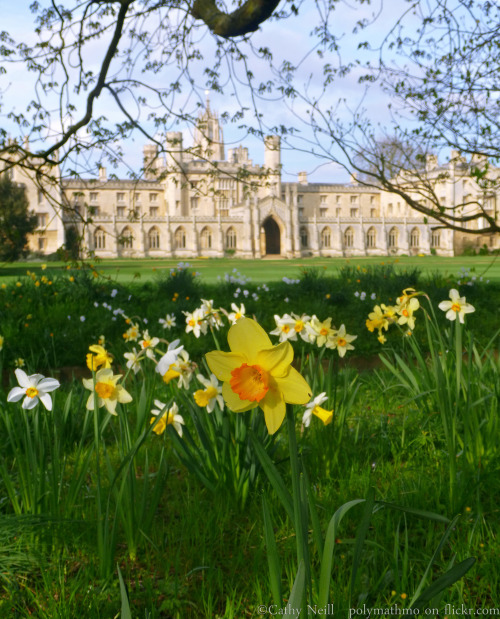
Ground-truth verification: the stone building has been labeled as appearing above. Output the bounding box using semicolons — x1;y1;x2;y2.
8;100;498;258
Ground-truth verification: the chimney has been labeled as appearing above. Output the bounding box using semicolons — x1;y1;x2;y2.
99;167;107;182
298;171;308;185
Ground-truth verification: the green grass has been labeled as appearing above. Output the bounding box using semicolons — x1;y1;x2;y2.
0;371;498;617
1;254;500;283
0;260;499;616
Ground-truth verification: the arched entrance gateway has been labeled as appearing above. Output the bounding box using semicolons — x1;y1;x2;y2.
262;217;281;255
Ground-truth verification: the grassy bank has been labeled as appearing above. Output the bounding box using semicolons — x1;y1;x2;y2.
1;254;499;283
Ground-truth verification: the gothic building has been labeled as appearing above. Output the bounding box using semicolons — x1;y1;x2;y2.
10;100;496;259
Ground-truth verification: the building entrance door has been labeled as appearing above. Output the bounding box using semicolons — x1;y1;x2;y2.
263;217;280;255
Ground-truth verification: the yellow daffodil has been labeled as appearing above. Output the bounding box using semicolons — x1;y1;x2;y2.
82;368;132;415
438;289;475;323
305;315;335;347
193;373;224;412
397;296;420;330
86;344;113;371
366;303;397;342
0;334;3;351
206;317;311;434
150;400;184;436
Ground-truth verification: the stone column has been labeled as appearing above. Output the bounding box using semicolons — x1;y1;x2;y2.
192;213;199;257
252;197;261;258
379;215;388;254
311;213;320;254
359;214;366;255
291;185;301;256
139;216;145;257
218;212;224;256
165;213;172;257
400;218;409;254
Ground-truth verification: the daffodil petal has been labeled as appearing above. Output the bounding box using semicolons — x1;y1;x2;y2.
227;318;272;360
7;387;25;402
14;369;30;388
260;389;286;435
117;387;133;404
255;341;293;376
38;378;60;392
205;351;245;382
86;393;99;410
222;381;257;412
38;392;53;411
105;399;118;415
82;377;94;391
23;396;39;410
274;368;312;404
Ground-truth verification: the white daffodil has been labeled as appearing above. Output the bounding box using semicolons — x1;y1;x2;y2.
124;348;143;374
326;324;357;357
156;339;184;377
184;308;208;338
139;330;160;359
269;313;298;342
158;313;176;329
7;369;60;411
123;323;140;342
227;303;246;325
172;350;196;389
200;299;224;330
302;392;333;428
291;313;312;342
150;400;185;436
193;373;224;412
438;289;475;323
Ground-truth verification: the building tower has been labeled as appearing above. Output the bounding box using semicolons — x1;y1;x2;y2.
192;91;225;161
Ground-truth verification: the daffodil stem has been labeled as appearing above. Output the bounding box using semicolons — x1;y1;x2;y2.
209;324;221;350
92;370;106;578
286;404;310;607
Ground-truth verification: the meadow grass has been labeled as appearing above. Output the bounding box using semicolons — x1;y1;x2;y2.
0;262;498;616
1;254;500;283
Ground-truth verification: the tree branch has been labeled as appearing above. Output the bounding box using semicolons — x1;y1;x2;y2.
191;0;281;38
41;0;132;159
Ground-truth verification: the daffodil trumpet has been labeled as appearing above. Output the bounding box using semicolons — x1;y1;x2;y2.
205;317;312;435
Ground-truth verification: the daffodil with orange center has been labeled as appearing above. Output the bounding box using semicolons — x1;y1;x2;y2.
397;297;420;330
438;289;475;323
205;317;312;434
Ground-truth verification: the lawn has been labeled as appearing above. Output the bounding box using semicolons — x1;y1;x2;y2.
0;260;498;617
0;254;499;283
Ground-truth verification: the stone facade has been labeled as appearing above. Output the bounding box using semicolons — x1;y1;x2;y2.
10;102;498;258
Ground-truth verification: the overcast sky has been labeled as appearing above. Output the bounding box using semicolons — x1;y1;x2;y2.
1;0;409;184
